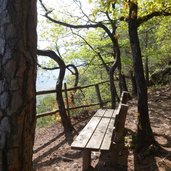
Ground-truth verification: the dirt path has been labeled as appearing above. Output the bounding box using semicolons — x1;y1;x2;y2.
33;85;171;171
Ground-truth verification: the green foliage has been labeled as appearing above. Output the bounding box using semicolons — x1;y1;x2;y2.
125;133;137;149
36;115;57;128
37;0;171;123
37;94;56;113
138;16;171;74
36;94;57;128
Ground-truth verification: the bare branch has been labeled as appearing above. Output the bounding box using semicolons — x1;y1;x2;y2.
55;42;63;58
37;62;60;70
37;49;65;67
44;12;100;29
70;29;109;73
81;55;96;75
66;64;79;90
39;0;114;41
73;0;95;23
105;11;117;35
39;0;48;12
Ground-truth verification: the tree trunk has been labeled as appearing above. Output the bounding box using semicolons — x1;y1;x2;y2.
130;71;137;95
109;33;121;109
121;74;128;92
0;0;37;170
56;64;73;134
109;70;117;109
128;2;155;151
144;32;150;86
37;50;73;134
145;56;150;86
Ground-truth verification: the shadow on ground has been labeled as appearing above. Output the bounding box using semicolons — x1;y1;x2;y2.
33;85;171;171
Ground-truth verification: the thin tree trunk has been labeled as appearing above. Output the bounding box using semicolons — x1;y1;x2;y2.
106;12;123;108
121;74;128;92
0;0;37;170
37;50;73;134
145;56;150;86
128;2;155;151
130;71;137;95
109;69;117;109
144;32;150;86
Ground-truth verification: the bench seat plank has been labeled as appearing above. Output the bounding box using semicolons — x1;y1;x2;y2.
103;109;115;117
70;91;129;171
94;109;106;117
86;117;110;150
71;110;106;149
100;110;117;150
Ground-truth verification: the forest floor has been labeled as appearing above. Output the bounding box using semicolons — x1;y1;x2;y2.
33;84;171;171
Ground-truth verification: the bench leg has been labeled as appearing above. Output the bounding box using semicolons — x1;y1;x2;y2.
110;143;118;165
83;149;91;171
110;141;124;166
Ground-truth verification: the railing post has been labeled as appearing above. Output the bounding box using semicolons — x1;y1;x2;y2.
95;84;103;108
36;81;111;118
64;83;70;119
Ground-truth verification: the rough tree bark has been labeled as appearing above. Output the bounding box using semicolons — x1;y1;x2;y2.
145;56;150;86
128;2;155;150
0;0;37;170
121;1;171;150
130;71;137;95
144;32;150;86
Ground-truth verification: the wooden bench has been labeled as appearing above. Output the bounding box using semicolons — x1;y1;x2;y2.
71;91;129;170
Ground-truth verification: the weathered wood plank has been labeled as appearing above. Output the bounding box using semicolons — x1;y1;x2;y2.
114;104;128;143
100;110;117;150
100;119;114;150
71;114;104;149
103;109;114;117
86;117;110;149
94;109;106;117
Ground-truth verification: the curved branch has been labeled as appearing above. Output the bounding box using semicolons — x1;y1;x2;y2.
37;62;60;70
66;64;79;91
138;11;171;26
37;50;65;83
39;0;114;41
37;50;65;68
37;49;73;133
44;12;99;29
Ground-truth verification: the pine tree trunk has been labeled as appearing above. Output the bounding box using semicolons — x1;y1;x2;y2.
0;0;37;170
